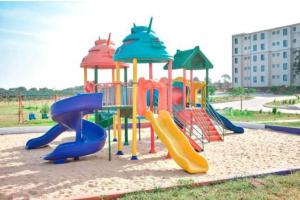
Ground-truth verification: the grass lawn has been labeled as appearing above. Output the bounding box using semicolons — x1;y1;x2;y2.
0;99;55;127
209;95;253;104
220;109;300;122
121;172;300;200
264;96;300;109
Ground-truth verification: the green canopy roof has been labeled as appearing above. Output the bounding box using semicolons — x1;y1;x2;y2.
163;46;213;70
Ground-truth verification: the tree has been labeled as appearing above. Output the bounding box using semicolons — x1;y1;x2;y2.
221;74;231;90
228;87;256;111
293;50;300;76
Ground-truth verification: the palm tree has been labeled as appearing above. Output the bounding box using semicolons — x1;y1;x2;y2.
293;50;300;76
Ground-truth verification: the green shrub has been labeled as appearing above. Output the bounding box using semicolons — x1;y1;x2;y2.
292;99;296;104
270;86;278;93
40;104;50;114
259;109;263;114
272;107;277;115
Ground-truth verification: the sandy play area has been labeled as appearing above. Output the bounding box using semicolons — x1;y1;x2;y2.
1;128;300;199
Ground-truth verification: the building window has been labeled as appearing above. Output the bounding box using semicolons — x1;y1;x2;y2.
283;51;288;58
283;28;288;36
272;53;275;57
244;36;247;40
277;64;280;68
272;42;276;46
260;33;265;40
234;68;238;73
272;75;275;79
248;46;251;49
283;40;288;47
283;74;288;82
234;77;238;83
277;52;280;57
293;27;297;31
244;47;247;50
277;41;280;46
253;55;257;61
261;43;265;50
234;58;238;64
261;76;265;82
253;45;257;51
293;39;297;43
244;57;247;60
261;54;265;61
253;34;257;41
272;64;275;68
253;76;257;83
234;48;238;54
253;66;257;72
261;65;265;72
283;63;288;70
277;30;280;34
277;75;280;79
234;38;238;44
272;31;276;35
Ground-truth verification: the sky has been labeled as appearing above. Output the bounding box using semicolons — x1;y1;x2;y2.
0;0;300;89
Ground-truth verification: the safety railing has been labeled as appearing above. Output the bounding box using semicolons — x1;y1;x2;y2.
95;82;133;106
173;107;205;149
204;102;225;140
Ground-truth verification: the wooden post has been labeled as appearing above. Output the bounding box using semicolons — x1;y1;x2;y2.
18;96;24;124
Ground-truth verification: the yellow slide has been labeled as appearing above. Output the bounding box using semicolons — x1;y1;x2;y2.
144;110;208;174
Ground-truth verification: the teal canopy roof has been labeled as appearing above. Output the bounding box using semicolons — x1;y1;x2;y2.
163;46;213;70
113;18;172;63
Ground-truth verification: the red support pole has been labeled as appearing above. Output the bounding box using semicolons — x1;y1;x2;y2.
168;60;173;113
183;68;186;111
189;69;193;136
166;60;173;159
149;63;156;153
182;68;187;134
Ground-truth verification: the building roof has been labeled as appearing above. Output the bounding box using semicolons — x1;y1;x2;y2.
113;18;172;63
81;34;128;69
163;46;213;70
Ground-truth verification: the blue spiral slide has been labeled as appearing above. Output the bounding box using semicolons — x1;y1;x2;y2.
26;93;107;163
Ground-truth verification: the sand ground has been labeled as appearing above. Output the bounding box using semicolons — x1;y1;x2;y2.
0;129;299;200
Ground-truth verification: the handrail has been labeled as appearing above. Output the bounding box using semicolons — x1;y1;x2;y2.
173;110;205;150
204;102;225;140
189;107;213;142
173;109;205;143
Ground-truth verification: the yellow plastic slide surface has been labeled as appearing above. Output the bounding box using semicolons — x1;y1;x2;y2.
144;110;208;174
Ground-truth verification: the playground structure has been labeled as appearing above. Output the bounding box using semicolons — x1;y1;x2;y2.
26;18;244;174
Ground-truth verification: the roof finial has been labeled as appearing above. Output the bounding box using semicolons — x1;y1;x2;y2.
147;17;153;33
107;32;111;46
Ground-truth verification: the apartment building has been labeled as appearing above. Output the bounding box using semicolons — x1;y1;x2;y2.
232;23;300;87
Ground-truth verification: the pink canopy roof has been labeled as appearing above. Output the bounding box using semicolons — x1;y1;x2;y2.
80;34;128;69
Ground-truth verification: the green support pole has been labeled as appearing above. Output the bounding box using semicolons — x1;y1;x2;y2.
205;68;209;99
108;110;111;161
94;66;99;124
124;67;129;146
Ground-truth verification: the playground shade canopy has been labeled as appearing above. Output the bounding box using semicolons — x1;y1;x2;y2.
113;18;172;63
163;46;213;70
81;35;128;69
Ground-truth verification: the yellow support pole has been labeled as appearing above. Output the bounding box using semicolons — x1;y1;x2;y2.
112;69;117;141
131;58;138;160
116;62;123;155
